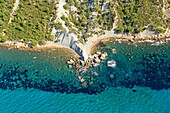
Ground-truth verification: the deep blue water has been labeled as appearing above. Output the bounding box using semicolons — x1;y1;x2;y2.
0;41;170;113
0;87;169;113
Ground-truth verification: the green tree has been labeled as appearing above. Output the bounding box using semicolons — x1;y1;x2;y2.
54;22;62;29
31;40;38;47
63;4;69;10
0;20;3;26
81;16;87;24
61;15;67;21
68;0;74;6
65;21;72;27
39;40;46;45
84;33;88;39
128;26;134;32
0;36;8;42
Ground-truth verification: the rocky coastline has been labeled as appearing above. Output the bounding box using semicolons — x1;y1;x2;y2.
1;31;170;59
65;31;170;88
67;47;119;88
0;33;170;94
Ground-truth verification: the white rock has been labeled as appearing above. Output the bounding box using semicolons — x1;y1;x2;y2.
67;59;74;64
33;57;37;59
100;54;106;60
68;65;73;68
93;54;99;58
78;76;85;82
96;51;101;55
94;58;100;63
103;52;108;56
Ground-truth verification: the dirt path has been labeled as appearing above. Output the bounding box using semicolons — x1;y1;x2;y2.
112;4;119;30
8;0;20;24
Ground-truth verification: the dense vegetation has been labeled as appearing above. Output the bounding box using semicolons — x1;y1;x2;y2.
56;0;170;42
0;0;170;45
55;0;115;42
0;0;15;41
115;0;170;33
1;0;57;45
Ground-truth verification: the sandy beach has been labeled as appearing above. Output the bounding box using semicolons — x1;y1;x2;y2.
77;30;170;59
0;41;80;58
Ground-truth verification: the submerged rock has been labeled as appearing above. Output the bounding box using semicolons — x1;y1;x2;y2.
80;81;87;87
89;81;93;85
109;74;115;79
110;48;116;53
92;71;99;76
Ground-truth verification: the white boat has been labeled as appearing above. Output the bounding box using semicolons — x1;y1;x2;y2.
107;60;116;68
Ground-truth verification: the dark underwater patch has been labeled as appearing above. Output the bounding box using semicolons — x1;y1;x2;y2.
0;64;106;95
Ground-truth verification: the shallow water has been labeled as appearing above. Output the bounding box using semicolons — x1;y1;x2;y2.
92;40;170;90
0;41;170;113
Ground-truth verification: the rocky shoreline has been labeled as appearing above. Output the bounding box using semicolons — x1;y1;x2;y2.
0;32;170;61
89;34;170;55
66;32;170;88
67;49;119;87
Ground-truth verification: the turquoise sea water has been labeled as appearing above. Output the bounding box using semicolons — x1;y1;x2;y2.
0;41;170;113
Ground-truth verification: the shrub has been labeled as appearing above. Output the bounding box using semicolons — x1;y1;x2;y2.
78;35;84;44
154;28;165;33
65;21;72;27
39;40;46;45
0;36;8;42
54;22;62;29
84;33;88;39
46;35;54;41
63;4;69;10
0;20;3;26
31;40;38;47
61;15;67;21
114;27;124;33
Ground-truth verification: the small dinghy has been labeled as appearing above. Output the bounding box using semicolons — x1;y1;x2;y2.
107;60;116;68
